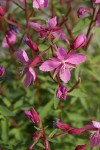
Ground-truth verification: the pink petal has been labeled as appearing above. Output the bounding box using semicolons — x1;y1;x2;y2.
83;124;97;131
28;22;44;30
56;47;68;60
90;132;100;147
60;66;71;83
66;54;86;64
24;67;36;87
33;0;48;9
59;32;70;44
92;121;100;129
19;0;25;4
39;59;60;72
14;49;29;64
47;17;57;29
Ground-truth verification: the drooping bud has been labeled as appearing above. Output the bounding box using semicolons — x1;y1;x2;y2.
23;36;39;52
77;7;87;18
24;107;40;125
68;128;84;135
75;144;88;150
53;119;70;131
0;66;5;77
0;5;4;17
71;34;86;50
56;85;67;101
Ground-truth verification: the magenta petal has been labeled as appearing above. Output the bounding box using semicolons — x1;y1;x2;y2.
56;47;68;60
47;17;57;29
90;132;100;147
24;67;36;87
66;54;86;64
14;49;29;64
60;66;70;83
39;59;60;72
83;124;97;131
28;22;44;30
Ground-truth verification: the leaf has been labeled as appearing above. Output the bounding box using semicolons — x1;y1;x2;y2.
68;89;87;98
54;97;59;109
39;100;53;119
72;17;91;33
48;129;58;138
1;119;8;141
0;106;15;117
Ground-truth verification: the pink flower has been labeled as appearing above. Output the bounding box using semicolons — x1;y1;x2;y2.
53;119;70;130
96;12;100;27
90;121;100;147
23;36;39;52
29;16;69;44
2;30;16;48
24;107;40;125
83;120;100;147
71;34;86;50
14;49;36;87
93;0;100;4
0;66;5;77
77;7;87;18
56;84;67;101
39;46;86;83
33;0;48;10
0;5;4;16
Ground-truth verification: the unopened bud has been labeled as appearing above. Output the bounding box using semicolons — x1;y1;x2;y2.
71;34;86;50
0;66;5;77
56;85;67;101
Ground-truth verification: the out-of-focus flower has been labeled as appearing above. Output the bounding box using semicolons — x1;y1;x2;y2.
93;0;100;4
96;11;100;27
0;5;4;16
75;144;88;150
0;66;5;77
53;119;70;130
14;49;37;87
56;84;67;101
19;0;25;5
39;46;86;83
8;23;20;34
71;34;86;50
33;0;48;10
29;16;69;44
24;107;40;125
77;7;87;18
23;36;39;52
2;30;16;48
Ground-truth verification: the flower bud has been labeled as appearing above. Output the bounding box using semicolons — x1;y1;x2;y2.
75;144;88;150
68;128;84;135
56;85;67;101
77;7;87;18
32;131;40;141
24;107;40;125
0;5;4;17
53;119;70;131
23;36;39;52
0;66;5;77
71;34;86;50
